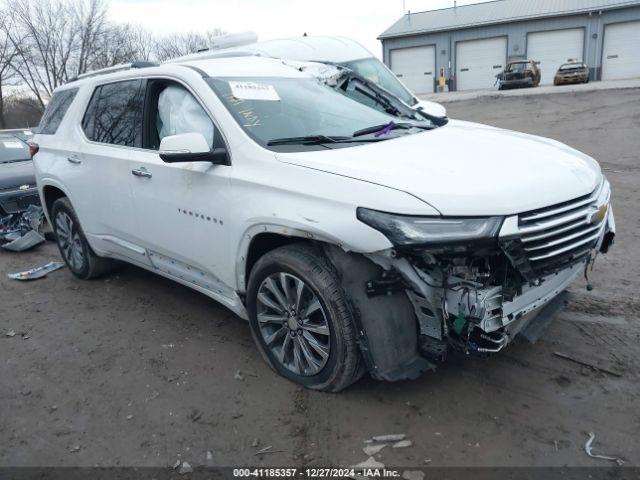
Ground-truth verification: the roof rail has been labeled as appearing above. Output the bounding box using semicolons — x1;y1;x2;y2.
74;61;159;81
165;50;263;64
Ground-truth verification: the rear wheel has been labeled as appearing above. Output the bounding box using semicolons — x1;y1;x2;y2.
51;197;115;279
247;244;363;392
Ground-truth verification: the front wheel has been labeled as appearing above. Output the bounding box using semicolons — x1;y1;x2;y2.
246;244;363;392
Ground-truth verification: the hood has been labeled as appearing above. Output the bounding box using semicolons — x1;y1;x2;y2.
0;159;36;190
276;120;601;216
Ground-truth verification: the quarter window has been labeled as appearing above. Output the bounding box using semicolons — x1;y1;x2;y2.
82;80;144;147
38;88;79;135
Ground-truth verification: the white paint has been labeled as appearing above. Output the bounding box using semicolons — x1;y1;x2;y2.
527;29;584;85
456;37;507;91
602;21;640;80
277;119;601;216
159;132;210;154
390;45;436;94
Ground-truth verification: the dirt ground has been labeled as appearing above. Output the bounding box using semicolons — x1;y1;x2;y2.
1;89;639;469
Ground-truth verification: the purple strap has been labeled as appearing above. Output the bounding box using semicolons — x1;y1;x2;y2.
374;121;396;137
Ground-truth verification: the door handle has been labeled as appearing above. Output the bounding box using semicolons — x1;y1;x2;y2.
67;155;81;165
131;168;152;179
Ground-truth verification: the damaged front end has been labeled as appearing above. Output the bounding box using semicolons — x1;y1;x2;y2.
355;179;615;372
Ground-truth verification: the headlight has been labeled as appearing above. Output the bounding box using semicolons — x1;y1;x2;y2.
357;208;503;247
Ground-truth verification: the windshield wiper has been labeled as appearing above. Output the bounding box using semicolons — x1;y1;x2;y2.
267;135;386;146
267;135;350;146
352;122;432;138
330;68;448;127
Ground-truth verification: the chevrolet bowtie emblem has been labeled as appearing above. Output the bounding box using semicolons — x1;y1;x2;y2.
18;184;30;191
589;204;608;225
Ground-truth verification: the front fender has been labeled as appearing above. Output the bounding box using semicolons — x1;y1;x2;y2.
235;221;369;294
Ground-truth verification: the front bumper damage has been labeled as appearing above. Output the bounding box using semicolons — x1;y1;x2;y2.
500;76;535;89
337;181;615;381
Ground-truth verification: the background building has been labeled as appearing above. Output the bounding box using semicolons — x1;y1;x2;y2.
379;0;640;93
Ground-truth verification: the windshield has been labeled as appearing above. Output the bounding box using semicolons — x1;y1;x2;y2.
207;77;431;150
0;136;29;163
341;58;417;106
506;62;529;72
560;63;585;70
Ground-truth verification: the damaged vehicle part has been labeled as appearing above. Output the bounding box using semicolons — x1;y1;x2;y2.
169;35;448;118
554;61;590;85
1;204;46;252
497;60;541;90
357;180;614;362
8;261;65;281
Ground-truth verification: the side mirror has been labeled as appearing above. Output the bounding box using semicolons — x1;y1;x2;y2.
159;132;228;165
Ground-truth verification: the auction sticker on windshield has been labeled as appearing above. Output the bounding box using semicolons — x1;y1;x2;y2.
229;81;280;101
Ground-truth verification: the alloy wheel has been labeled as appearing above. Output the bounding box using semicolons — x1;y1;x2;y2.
256;272;331;376
55;211;85;271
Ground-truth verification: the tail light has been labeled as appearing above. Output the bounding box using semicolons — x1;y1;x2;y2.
28;142;39;159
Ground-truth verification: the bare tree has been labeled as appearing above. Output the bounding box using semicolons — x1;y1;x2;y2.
0;0;226;118
0;11;19;127
74;0;108;75
89;23;153;69
3;0;79;109
153;29;225;62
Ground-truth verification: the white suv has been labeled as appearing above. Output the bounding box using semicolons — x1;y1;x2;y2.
33;54;615;392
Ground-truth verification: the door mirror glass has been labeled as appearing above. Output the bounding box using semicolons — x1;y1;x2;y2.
159;132;227;164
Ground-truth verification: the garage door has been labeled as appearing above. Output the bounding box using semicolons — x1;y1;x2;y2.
527;29;584;85
390;46;436;95
456;37;507;91
602;21;640;80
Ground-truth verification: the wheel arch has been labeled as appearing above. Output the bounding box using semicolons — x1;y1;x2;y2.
236;223;344;295
41;183;69;222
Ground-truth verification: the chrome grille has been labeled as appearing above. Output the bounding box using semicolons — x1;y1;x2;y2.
517;181;610;276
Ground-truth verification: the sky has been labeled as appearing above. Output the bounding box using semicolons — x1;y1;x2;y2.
109;0;494;58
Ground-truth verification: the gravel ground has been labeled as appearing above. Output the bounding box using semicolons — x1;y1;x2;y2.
1;88;639;468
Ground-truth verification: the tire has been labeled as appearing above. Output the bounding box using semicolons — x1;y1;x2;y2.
51;197;115;280
246;243;362;392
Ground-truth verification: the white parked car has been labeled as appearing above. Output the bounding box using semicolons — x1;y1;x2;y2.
33;53;615;392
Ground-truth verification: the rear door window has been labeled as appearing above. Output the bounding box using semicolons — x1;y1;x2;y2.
82;79;145;147
38;88;79;135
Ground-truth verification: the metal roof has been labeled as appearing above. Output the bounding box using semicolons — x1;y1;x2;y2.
379;0;640;39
